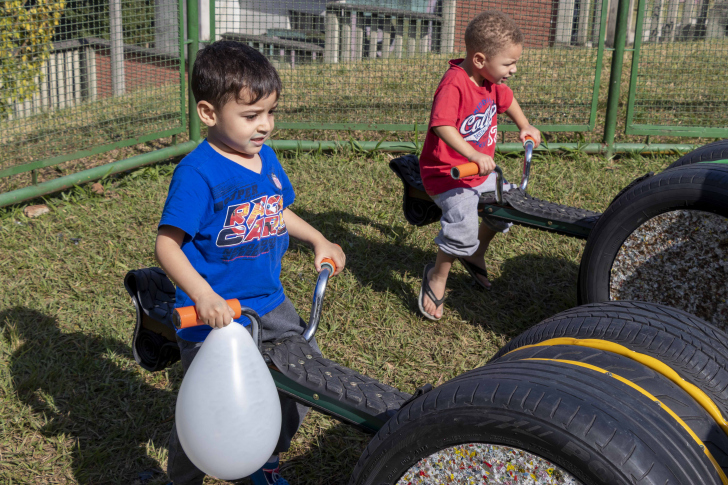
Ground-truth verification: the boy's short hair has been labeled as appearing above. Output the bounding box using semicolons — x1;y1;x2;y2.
191;40;282;108
464;11;524;59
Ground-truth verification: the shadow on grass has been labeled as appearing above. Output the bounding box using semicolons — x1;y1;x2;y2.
2;306;175;485
292;209;580;335
1;307;382;485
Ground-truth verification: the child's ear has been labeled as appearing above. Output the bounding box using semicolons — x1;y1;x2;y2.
472;52;487;68
197;101;217;127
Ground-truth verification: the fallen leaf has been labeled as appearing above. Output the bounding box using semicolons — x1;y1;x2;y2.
23;204;50;218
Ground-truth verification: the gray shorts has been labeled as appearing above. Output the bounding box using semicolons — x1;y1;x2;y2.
167;296;318;485
431;174;515;257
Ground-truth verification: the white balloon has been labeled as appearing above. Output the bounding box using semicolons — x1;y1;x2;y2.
175;322;282;480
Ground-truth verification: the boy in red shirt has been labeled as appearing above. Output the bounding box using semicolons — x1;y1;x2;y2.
418;11;541;320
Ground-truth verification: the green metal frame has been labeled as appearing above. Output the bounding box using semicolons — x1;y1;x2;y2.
623;0;728;138
602;0;632;157
483;205;593;239
271;370;387;433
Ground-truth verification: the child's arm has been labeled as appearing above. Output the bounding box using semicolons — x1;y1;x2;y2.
431;125;496;176
505;98;541;147
281;208;346;275
155;225;235;328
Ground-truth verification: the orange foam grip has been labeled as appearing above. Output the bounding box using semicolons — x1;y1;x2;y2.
451;163;480;180
321;257;337;273
174;299;242;328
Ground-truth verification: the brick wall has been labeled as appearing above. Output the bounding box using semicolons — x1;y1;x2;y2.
454;0;557;51
94;48;181;98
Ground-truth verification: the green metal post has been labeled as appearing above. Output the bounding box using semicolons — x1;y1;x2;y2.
187;0;201;143
209;0;216;42
178;0;187;138
602;0;632;157
624;0;646;135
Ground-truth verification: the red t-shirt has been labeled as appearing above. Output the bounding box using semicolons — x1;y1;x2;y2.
419;59;514;195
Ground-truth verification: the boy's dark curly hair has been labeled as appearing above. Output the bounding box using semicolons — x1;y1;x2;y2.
191;40;282;108
464;11;524;59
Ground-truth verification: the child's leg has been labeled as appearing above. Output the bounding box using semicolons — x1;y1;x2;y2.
421;249;455;319
167;338;206;485
422;187;481;318
259;296;321;454
459;222;499;288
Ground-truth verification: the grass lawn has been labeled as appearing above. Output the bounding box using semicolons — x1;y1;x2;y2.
0;146;675;484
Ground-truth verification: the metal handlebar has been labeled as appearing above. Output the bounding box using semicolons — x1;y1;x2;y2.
302;261;334;342
520;138;535;191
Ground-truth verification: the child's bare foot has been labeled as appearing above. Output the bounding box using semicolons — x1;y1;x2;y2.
459;256;491;290
419;263;447;320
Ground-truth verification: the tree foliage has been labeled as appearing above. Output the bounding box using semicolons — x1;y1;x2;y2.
0;0;65;118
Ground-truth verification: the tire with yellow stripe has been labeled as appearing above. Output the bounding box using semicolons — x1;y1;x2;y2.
497;344;728;480
491;301;728;421
349;355;724;485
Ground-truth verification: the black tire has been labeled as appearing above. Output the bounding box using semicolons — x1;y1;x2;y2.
490;301;728;422
667;139;728;170
496;344;728;475
577;163;728;310
349;358;723;485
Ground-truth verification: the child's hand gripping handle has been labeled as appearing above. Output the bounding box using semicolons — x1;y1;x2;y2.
451;135;536;180
320;257;336;275
450;163;480;180
173;299;242;329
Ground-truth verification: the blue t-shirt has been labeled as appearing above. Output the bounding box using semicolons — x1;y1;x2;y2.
159;140;295;342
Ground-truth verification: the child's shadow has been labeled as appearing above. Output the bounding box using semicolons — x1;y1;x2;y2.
292;209;579;330
2;306;176;485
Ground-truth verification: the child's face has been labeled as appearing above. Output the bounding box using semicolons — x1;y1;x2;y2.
476;42;522;85
204;90;278;158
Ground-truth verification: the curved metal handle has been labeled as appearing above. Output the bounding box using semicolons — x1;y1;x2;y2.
494;166;504;204
520;136;535;192
302;260;335;342
240;306;262;350
172;301;262;350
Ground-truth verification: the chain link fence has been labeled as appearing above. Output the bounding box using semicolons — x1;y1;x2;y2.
0;0;727;206
625;0;728;136
0;0;185;195
211;0;606;131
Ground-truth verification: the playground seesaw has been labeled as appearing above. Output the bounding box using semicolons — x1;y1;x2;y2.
389;138;728;307
126;260;728;484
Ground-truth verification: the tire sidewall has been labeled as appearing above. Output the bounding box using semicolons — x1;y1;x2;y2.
353;407;625;485
666;139;728;170
578;166;728;304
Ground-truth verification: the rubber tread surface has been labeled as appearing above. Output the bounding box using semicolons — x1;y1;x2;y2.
491;301;728;418
501;188;601;226
667;139;728;170
351;358;722;484
389;154;426;193
124;267;177;329
498;344;728;474
263;335;411;425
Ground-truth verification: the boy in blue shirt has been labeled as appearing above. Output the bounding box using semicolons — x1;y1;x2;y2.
156;41;345;485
